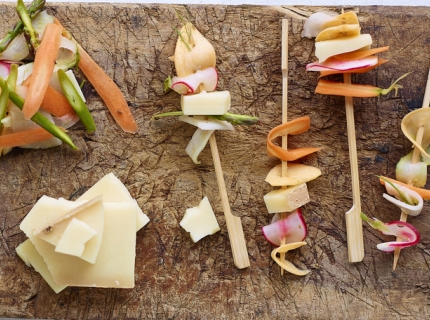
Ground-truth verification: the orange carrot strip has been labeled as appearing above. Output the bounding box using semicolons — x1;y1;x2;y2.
379;176;430;200
267;116;321;161
22;76;76;117
319;59;388;77
54;18;138;133
42;86;77;117
0;127;54;148
316;80;382;98
333;46;389;61
22;23;63;120
77;44;138;133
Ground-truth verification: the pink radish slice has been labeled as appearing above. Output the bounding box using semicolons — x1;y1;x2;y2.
361;213;420;253
0;61;11;79
171;67;218;95
376;221;420;252
262;208;307;247
306;56;378;72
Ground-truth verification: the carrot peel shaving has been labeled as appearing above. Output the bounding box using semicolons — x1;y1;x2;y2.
315;72;410;98
22;23;63;120
267;116;321;161
0;127;55;148
379;176;430;200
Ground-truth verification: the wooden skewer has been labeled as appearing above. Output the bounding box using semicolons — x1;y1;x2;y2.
209;132;250;269
279;19;289;275
344;72;365;263
392;68;430;270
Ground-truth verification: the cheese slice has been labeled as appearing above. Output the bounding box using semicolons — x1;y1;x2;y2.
180;196;220;242
77;172;149;231
315;34;372;62
55;218;97;257
24;196;104;264
16;240;67;294
181;91;231;115
21;202;137;288
265;163;322;187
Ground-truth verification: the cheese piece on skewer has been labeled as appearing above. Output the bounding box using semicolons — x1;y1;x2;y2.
315;34;372;62
265;163;321;187
181;91;231;115
55;218;97;257
264;183;310;213
16;239;67;294
77;172;149;231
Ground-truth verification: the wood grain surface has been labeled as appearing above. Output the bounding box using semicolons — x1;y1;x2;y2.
1;3;430;319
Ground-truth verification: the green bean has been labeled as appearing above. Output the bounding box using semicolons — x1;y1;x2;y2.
0;77;9;131
58;69;96;133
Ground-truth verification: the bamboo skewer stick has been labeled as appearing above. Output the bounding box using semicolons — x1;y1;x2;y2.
279;19;289;275
209;133;250;269
392;68;430;270
344;73;365;263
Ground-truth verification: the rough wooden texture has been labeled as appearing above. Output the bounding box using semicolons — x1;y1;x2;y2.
1;3;430;319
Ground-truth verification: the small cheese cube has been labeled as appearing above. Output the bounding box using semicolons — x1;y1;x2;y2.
181;91;231;115
315;34;372;62
180;196;220;242
55;218;97;257
264;183;310;213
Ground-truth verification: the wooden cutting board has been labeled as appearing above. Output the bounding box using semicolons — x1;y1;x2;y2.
1;3;430;319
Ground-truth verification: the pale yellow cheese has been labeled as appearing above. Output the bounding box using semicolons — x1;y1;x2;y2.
24;196;104;264
21;202;137;288
16;240;67;294
77;172;149;231
55;218;97;257
315;34;372;62
180;196;220;242
265;163;322;187
181;91;231;115
263;183;310;213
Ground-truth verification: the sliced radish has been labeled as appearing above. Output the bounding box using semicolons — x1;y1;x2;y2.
306;56;378;72
361;213;420;253
0;61;11;79
179;115;234;131
262;209;307;247
171;67;218;95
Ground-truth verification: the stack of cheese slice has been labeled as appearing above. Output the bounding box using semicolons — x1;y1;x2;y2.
305;11;388;76
16;173;149;293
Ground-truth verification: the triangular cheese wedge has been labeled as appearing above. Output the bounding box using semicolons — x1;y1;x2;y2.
77;172;149;231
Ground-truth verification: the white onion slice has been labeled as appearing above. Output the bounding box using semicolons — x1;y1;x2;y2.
301;12;334;38
17;63;34;85
56;37;79;68
185;128;214;164
0;33;30;62
383;182;423;216
179;115;233;131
